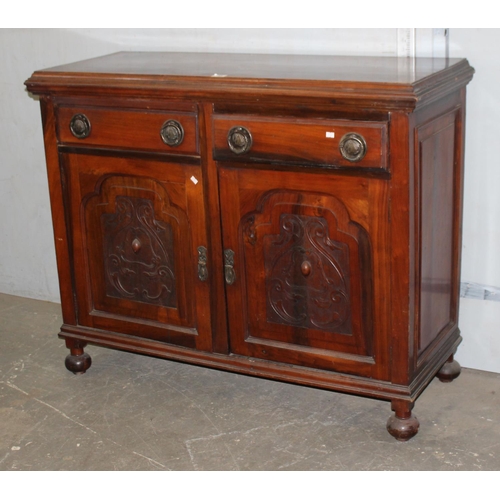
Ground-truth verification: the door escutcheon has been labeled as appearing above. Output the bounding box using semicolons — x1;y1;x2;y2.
224;249;236;285
197;246;208;282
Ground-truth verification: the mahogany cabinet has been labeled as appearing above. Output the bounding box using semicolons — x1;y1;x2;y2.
25;52;474;441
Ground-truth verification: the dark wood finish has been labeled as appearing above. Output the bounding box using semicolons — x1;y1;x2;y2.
64;339;92;375
57;105;199;155
387;400;420;442
218;168;385;376
62;152;213;350
437;354;462;383
213;115;388;169
25;52;474;441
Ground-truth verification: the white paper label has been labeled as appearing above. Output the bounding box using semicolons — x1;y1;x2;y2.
190;176;199;185
326;131;335;138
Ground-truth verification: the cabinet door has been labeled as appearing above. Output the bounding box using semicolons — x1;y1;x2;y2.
219;167;390;378
62;153;212;351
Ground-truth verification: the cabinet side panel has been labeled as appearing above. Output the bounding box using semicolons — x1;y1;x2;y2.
39;98;77;325
389;112;412;385
417;111;458;354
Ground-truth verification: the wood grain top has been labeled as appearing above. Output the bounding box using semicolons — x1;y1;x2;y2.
25;51;474;110
32;51;466;82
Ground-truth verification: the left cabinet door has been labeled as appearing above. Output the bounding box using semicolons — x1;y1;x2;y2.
61;153;212;351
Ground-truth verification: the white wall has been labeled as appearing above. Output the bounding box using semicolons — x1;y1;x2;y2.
448;29;500;373
0;28;498;373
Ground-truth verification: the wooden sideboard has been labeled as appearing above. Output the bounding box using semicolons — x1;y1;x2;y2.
25;52;474;441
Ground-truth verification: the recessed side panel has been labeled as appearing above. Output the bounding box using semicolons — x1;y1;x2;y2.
416;110;460;356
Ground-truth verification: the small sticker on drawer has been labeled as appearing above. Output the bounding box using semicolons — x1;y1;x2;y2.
190;176;199;185
326;131;335;138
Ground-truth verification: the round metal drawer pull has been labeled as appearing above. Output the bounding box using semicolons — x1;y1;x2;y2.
227;126;252;155
69;114;91;139
339;133;367;162
160;120;184;147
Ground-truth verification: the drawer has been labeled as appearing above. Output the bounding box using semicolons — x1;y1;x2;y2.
57;106;199;155
213;115;388;170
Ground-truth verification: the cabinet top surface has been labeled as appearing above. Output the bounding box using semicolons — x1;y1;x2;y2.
30;51;469;84
25;52;474;110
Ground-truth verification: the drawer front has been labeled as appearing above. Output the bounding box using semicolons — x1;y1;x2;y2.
213;115;388;170
57;106;199;155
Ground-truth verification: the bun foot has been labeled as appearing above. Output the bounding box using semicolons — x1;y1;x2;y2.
65;352;92;375
387;401;419;442
437;354;461;383
64;339;92;375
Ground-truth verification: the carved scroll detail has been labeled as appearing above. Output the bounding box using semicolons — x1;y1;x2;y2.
265;214;351;334
102;196;176;307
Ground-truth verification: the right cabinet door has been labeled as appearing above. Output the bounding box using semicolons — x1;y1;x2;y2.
219;166;391;378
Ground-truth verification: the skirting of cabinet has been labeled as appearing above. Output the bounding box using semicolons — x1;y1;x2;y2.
59;323;462;400
25;51;474;442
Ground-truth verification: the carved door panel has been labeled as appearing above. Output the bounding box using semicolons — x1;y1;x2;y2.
219;167;391;378
62;153;212;351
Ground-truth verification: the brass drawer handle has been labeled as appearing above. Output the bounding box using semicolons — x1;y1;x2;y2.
227;126;252;155
69;114;91;139
339;133;367;162
160;119;184;147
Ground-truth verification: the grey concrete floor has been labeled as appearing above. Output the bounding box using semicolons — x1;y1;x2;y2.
1;292;499;471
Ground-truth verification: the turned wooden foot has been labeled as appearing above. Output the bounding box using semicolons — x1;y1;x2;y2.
64;339;92;375
437;354;461;383
387;400;419;442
